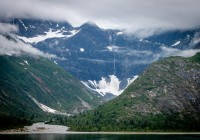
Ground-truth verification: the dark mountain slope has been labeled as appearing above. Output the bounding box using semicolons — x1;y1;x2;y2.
0;55;104;129
66;53;200;131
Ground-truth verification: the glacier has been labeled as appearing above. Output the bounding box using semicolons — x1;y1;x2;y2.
81;75;138;96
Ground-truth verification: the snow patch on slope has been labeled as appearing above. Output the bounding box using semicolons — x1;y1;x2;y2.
80;48;85;52
81;75;138;96
27;93;71;116
18;19;28;30
17;29;80;44
24;60;29;65
172;41;181;46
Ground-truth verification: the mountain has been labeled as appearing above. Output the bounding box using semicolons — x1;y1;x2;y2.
65;53;200;131
0;55;104;129
3;19;200;99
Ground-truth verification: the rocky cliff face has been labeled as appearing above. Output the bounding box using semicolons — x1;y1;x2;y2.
66;53;200;131
125;54;200;114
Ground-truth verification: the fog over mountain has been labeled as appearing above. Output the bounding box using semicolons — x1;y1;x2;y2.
0;23;56;58
1;0;200;37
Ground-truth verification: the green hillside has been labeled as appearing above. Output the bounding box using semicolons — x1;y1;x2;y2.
66;53;200;131
0;55;104;129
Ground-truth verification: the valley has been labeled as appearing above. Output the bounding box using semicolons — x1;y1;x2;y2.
0;17;200;131
4;18;200;98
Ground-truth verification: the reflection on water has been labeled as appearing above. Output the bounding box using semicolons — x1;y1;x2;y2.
0;134;200;140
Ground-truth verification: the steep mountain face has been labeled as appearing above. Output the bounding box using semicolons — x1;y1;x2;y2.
147;30;200;49
0;55;104;121
66;53;200;131
3;19;200;98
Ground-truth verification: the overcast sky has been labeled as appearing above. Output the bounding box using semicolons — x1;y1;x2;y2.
0;0;200;34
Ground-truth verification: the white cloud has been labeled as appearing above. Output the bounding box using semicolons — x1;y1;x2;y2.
106;45;153;56
0;22;18;34
0;35;56;58
160;46;200;57
126;50;153;57
126;47;200;65
79;58;113;63
0;22;57;58
0;0;200;36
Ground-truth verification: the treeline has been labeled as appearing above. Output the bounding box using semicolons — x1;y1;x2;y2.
64;110;200;132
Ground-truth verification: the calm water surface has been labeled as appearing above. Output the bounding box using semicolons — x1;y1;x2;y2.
0;134;200;140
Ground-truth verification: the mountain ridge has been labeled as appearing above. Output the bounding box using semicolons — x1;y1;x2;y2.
2;18;200;99
65;53;200;131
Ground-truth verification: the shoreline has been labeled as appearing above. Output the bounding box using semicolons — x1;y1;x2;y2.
0;131;200;135
1;123;199;135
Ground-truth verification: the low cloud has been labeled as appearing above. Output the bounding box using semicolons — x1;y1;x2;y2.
124;47;200;66
160;46;200;58
127;59;157;65
126;50;153;57
79;58;113;63
0;22;18;34
106;45;153;57
0;22;57;58
0;0;200;37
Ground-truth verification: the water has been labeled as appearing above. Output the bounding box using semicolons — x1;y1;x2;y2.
0;134;200;140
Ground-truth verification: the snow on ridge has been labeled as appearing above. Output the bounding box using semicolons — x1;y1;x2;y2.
81;75;138;96
127;75;139;87
19;62;24;65
66;29;81;38
40;103;57;113
17;29;80;44
18;29;66;44
49;21;52;25
27;94;56;113
172;41;181;46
